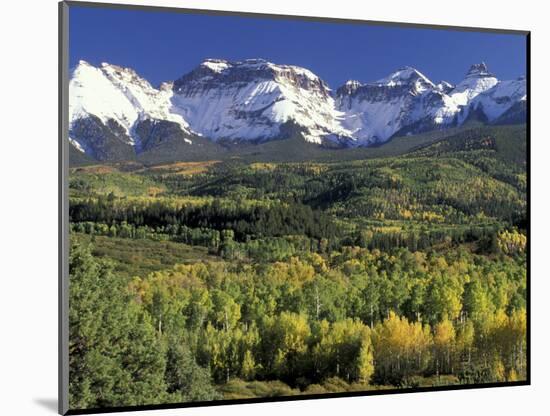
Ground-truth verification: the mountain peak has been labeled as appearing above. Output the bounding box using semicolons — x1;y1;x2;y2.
175;58;327;94
449;63;498;107
379;66;429;82
375;66;435;94
466;62;493;78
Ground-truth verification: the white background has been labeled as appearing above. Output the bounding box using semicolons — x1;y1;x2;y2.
1;0;548;414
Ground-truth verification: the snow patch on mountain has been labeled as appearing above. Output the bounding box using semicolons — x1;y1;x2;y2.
69;136;85;153
436;81;454;94
201;59;231;73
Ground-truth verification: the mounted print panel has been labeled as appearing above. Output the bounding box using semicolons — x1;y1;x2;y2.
59;1;529;414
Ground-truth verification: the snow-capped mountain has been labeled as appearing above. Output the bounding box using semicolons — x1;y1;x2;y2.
69;61;191;158
463;76;527;123
170;58;350;144
68;59;527;160
448;63;499;108
333;62;520;145
335;67;449;145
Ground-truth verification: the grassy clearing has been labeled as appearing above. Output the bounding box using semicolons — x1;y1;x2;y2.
72;233;218;278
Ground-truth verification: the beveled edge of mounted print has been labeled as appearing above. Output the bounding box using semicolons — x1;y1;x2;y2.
59;1;530;414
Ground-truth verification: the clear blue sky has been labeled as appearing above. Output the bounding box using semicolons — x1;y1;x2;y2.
69;5;527;89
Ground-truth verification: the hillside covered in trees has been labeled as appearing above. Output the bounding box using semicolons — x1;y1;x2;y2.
68;124;528;409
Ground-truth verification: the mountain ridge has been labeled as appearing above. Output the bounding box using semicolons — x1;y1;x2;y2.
68;59;527;161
